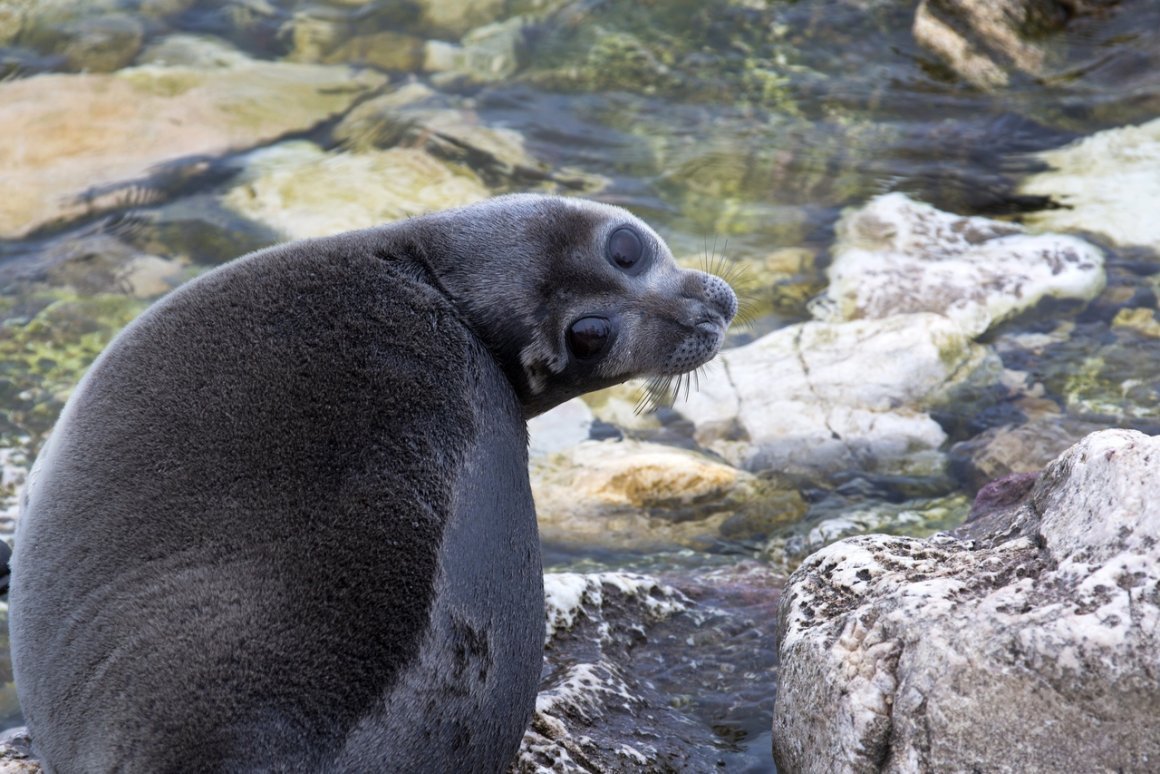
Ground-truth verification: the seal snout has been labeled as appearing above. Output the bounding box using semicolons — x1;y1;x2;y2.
699;272;738;326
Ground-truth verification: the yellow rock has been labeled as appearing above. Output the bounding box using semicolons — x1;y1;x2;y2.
532;439;806;550
1112;308;1160;338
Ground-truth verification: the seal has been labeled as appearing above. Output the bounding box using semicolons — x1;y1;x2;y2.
8;194;737;772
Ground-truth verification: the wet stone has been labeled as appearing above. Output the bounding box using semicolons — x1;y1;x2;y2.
773;429;1160;773
0;45;386;238
532;439;807;553
811;192;1106;338
517;565;782;772
679;313;1000;478
220;141;490;240
1020;117;1160;256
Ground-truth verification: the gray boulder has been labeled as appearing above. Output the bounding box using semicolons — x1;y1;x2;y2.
773;428;1160;772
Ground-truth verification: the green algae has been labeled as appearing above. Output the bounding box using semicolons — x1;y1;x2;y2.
0;292;145;448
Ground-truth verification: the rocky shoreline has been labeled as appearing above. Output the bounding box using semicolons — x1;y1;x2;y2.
1;0;1159;771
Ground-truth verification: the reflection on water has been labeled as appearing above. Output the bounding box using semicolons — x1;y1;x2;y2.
2;0;1160;768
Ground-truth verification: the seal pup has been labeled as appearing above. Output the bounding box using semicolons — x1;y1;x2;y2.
8;194;737;772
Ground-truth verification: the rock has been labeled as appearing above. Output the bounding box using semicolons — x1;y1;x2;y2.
220;141;489;240
578;383;663;433
334;83;602;191
424;15;528;84
0;727;37;774
517;565;782;772
419;0;506;38
0;231;184;299
0;292;147;450
773;429;1160;772
531;439;807;551
912;0;1085;89
679;313;1000;477
324;29;427;72
948;415;1107;491
59;12;144;73
137;33;253;68
810;193;1105;338
527;398;594;458
1019;117;1160;255
0;45;386;238
764;494;971;574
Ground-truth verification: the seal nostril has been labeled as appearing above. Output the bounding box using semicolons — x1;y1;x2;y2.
695;319;721;335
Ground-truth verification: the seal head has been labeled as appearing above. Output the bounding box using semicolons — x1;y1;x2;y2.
400;194;737;416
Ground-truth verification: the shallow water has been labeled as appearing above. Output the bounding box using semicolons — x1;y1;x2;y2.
2;0;1159;768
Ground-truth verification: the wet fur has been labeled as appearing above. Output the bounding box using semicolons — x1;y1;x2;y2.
8;195;734;772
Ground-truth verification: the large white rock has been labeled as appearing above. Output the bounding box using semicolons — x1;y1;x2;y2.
1020;117;1160;254
679;313;999;477
811;193;1105;337
773;429;1160;772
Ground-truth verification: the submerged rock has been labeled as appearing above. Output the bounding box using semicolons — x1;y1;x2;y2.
948;414;1106;491
0;42;385;238
1047;329;1160;423
424;15;529;84
679;313;999;477
334;83;603;192
773;429;1160;772
811;193;1105;338
0;231;184;300
1020;117;1160;255
912;0;1094;89
0;448;29;538
221;141;490;240
532;439;806;551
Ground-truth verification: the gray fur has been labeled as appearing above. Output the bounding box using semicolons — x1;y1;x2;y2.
8;194;736;773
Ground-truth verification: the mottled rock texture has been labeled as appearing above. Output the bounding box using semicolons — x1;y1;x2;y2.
517;566;782;772
1020;117;1160;255
679;313;998;477
774;429;1160;773
812;193;1105;337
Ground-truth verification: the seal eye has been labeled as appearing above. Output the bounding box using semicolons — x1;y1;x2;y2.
567;317;611;360
607;227;644;273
